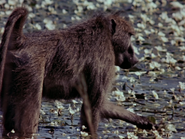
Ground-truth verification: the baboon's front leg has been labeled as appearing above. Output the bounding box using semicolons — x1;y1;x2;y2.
101;101;153;129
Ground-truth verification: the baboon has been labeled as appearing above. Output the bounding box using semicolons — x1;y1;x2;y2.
0;7;153;138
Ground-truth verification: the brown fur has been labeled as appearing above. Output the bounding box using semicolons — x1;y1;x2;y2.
0;7;153;138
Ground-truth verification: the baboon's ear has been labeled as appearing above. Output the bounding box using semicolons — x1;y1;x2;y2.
111;19;116;35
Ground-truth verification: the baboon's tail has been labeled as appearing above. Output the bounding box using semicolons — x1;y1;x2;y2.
0;7;28;93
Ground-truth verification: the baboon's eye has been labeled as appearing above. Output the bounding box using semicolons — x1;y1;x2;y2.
128;32;133;37
128;46;133;55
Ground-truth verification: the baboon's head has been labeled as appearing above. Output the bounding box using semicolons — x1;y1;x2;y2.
110;15;139;69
